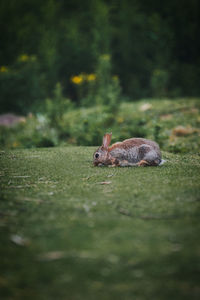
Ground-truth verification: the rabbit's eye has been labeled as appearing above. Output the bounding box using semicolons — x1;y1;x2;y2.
95;153;99;158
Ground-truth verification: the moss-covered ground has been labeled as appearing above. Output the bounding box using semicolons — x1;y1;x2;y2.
0;147;200;299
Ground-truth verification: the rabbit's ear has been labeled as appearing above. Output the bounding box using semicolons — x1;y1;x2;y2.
102;133;112;149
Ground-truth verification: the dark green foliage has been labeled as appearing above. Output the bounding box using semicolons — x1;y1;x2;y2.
0;0;200;113
0;55;45;113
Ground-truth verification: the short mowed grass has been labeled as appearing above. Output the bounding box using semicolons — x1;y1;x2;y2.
0;147;200;300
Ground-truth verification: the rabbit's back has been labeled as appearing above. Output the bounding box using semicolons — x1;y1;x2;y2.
109;138;161;163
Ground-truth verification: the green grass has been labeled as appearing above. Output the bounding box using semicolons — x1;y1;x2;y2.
0;147;200;300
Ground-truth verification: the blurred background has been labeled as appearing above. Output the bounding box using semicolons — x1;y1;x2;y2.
0;0;199;151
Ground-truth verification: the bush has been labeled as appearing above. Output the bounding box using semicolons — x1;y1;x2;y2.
0;55;45;114
151;69;169;98
45;83;74;129
0;114;58;149
71;54;122;110
58;106;113;146
0;98;199;154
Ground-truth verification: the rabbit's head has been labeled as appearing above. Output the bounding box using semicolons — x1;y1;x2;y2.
93;133;113;166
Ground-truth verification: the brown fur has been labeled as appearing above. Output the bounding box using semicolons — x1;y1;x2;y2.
137;160;150;166
109;139;146;151
109;138;160;152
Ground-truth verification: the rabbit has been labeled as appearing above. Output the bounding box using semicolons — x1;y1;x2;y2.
93;133;162;167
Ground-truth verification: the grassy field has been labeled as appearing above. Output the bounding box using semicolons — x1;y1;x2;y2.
0;147;200;300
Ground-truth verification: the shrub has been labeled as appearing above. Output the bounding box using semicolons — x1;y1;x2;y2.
0;98;199;154
151;69;169;98
0;55;45;114
45;83;73;129
0;114;58;149
71;55;121;111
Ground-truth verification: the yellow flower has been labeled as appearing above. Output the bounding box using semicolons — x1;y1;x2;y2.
101;54;110;61
112;75;119;81
13;141;19;148
19;54;29;62
86;74;96;81
117;117;124;124
71;75;83;85
0;66;8;72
